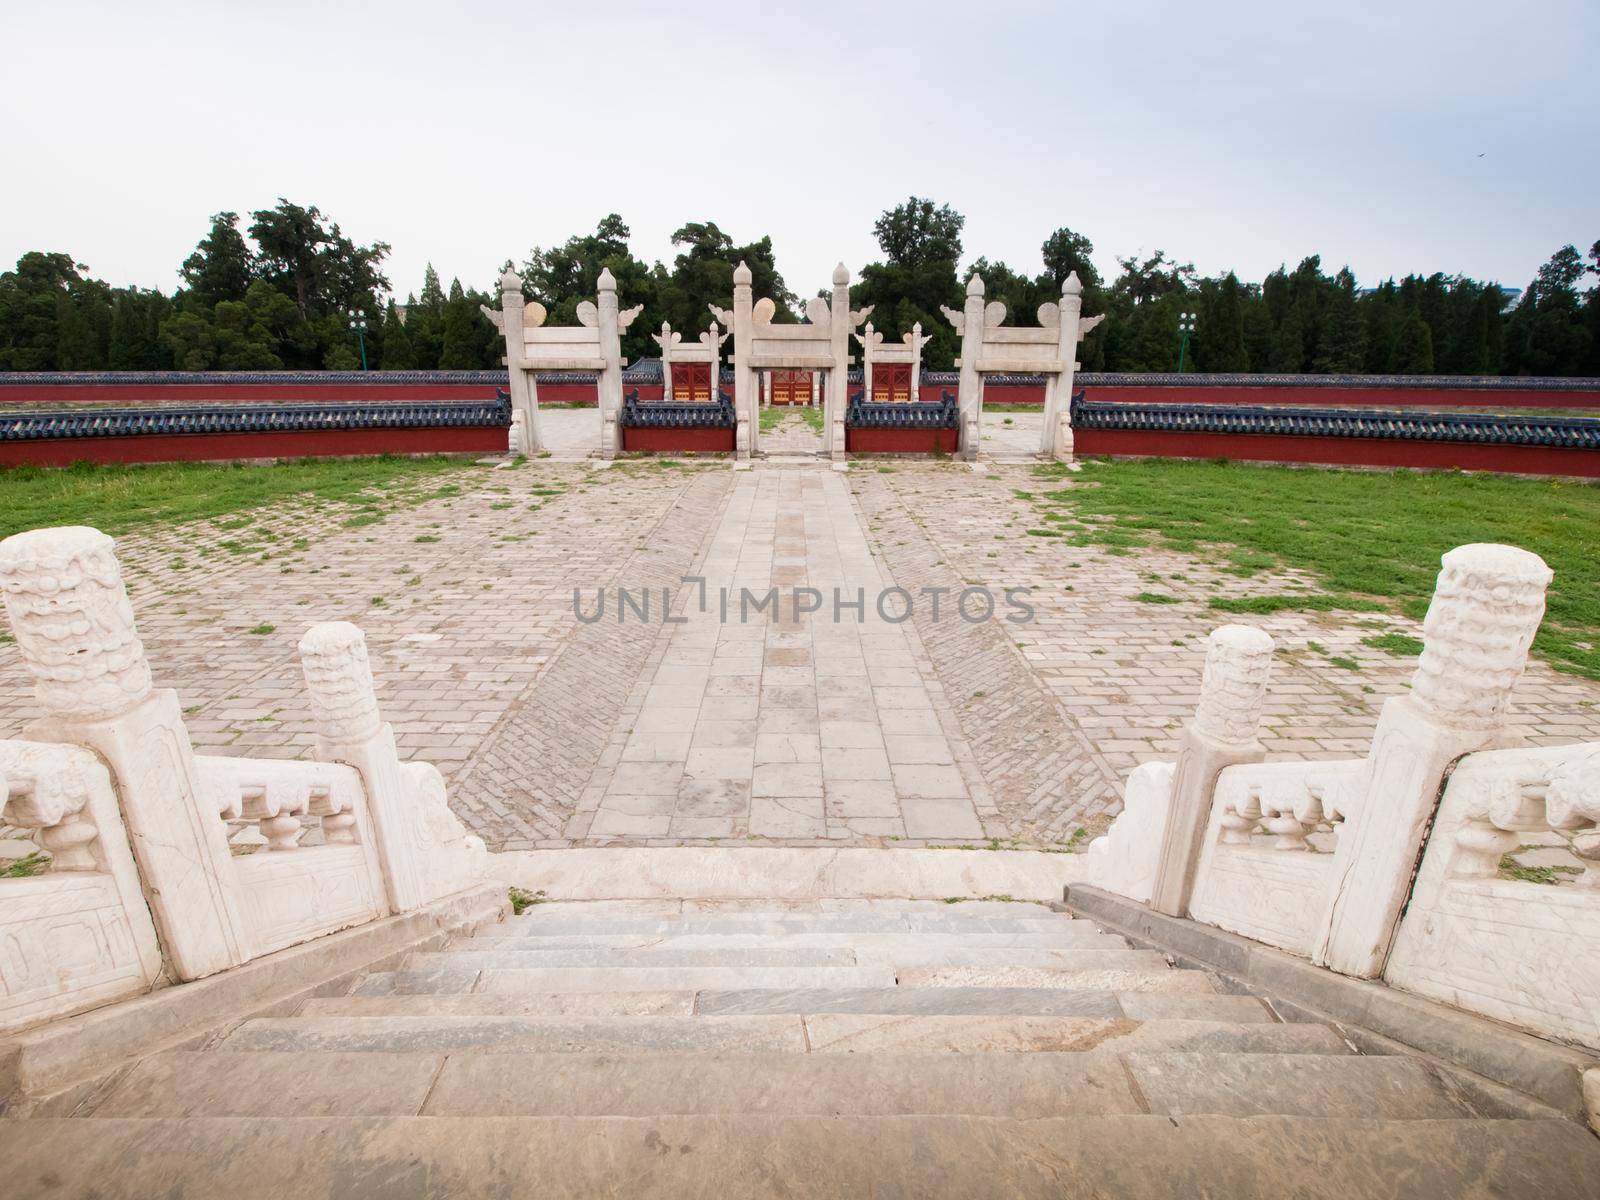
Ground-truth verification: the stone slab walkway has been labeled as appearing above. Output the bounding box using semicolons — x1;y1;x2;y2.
572;468;997;845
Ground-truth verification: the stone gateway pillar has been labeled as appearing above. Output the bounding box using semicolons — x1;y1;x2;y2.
827;263;851;462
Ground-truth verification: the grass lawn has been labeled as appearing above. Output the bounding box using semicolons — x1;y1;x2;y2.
0;455;483;542
760;406;825;434
1031;458;1600;680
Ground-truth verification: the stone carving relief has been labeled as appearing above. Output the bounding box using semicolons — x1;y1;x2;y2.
1086;760;1175;904
1192;625;1274;745
298;622;383;745
1410;543;1552;729
0;527;152;721
1387;742;1600;1049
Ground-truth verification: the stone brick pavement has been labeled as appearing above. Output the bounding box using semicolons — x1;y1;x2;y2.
3;428;1598;854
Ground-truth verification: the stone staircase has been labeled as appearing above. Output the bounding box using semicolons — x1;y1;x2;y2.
7;897;1598;1197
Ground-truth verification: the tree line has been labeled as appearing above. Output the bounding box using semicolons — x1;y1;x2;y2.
1;197;1596;376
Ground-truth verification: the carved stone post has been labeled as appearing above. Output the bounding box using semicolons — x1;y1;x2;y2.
298;622;423;914
0;526;250;980
860;321;876;401
952;274;986;462
1148;624;1275;917
827;262;851;461
656;321;675;401
1316;543;1552;977
487;270;540;454
596;268;623;460
731;260;754;459
908;322;925;402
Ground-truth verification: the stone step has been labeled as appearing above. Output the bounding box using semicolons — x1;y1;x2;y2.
218;1014;1345;1057
897;966;1215;993
465;929;1129;950
464;965;902;993
11;1116;1596;1198
694;988;1276;1022
405;947;1171;973
1122;1051;1469;1119
501;899;1067;919
495;914;1080;939
88;1050;1458;1121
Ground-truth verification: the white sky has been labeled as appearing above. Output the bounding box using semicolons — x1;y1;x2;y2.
3;0;1596;301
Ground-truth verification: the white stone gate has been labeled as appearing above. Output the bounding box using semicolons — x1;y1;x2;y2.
943;271;1104;462
718;261;870;461
484;268;642;459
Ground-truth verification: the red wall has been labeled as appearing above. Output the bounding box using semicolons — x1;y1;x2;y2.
620;426;734;453
846;427;960;454
1074;428;1600;478
0;426;505;468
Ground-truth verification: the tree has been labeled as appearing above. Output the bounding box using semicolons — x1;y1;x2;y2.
379;300;416;370
439;278;482;368
248;199;390;325
1392;308;1435;373
852;198;966;368
523;215;664;361
1197;272;1248;372
179;212;253;307
1313;270;1366;373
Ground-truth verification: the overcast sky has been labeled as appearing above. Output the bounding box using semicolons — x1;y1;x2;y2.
5;1;1596;302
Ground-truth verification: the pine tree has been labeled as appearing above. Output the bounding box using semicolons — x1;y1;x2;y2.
1392;309;1435;373
379;301;415;370
1313;279;1366;373
1199;273;1249;372
438;279;478;369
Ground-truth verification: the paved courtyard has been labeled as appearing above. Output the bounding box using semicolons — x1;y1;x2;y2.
3;410;1598;854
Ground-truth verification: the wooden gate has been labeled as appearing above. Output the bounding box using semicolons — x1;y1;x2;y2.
671;362;713;403
872;362;912;402
769;370;810;406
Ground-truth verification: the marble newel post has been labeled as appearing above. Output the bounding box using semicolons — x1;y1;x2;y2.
482;270;540;454
596;268;623;461
1316;544;1552;977
0;527;250;980
731;260;754;459
827;263;851;461
299;622;425;913
1148;625;1275;917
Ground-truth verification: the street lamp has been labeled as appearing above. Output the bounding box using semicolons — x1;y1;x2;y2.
1176;311;1197;373
348;311;370;371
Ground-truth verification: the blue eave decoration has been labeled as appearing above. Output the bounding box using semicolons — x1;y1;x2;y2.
0;395;512;442
1068;394;1600;449
846;391;960;429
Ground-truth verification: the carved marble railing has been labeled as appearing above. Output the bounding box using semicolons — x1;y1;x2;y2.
1186;758;1363;955
0;525;489;1033
1386;742;1600;1048
201;755;387;959
0;740;162;1034
1089;543;1600;1047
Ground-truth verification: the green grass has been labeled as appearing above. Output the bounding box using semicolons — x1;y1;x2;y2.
0;455;481;542
1135;591;1180;604
1;851;51;878
1032;458;1600;679
1364;632;1426;657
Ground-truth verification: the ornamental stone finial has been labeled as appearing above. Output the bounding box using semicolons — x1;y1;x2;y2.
832;262;850;286
1063;271;1083;297
733;260;752;287
1410;543;1551;729
0;526;152;721
597;267;616;293
1192;624;1275;745
298;621;383;745
499;268;522;295
966;273;984;297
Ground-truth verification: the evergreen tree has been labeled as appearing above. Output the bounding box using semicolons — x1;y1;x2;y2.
852;197;966;368
179;212;253;307
438;278;480;368
379;301;416;370
1392;308;1435;373
1197;272;1248;372
1313;272;1366;373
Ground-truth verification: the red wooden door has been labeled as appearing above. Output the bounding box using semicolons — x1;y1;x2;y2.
873;363;912;403
672;362;712;403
